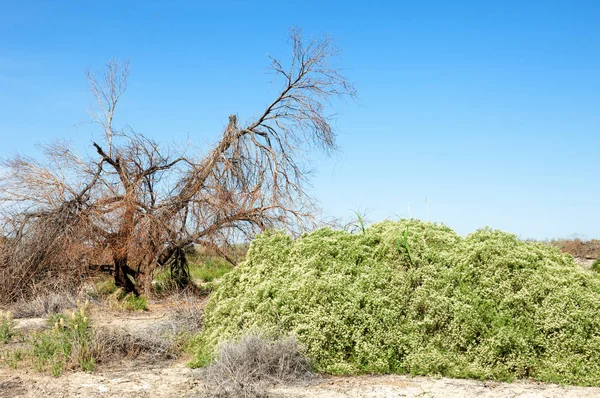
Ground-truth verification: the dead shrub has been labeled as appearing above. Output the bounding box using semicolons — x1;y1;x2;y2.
0;203;97;305
198;335;313;398
163;302;205;353
9;290;78;318
93;328;179;363
169;304;204;333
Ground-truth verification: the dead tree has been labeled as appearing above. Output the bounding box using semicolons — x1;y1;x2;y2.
0;29;355;299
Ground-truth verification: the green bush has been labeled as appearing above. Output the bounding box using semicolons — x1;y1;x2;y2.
192;220;600;386
592;259;600;273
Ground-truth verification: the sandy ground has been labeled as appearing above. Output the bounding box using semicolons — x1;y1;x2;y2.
12;303;190;335
3;363;600;398
0;361;198;398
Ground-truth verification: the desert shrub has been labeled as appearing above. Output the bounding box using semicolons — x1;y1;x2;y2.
93;328;178;362
193;220;600;386
168;303;204;339
196;334;312;398
592;259;600;273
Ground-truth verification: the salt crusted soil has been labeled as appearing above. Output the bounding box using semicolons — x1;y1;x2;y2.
3;362;600;398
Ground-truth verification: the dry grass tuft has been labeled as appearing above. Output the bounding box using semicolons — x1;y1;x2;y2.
93;328;179;362
9;290;78;318
169;305;204;333
197;335;312;398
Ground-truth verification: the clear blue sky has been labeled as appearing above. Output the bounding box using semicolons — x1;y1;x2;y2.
1;0;599;239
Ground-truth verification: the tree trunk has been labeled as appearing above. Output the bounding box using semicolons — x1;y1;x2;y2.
113;253;137;293
136;258;155;296
169;246;190;288
111;197;137;294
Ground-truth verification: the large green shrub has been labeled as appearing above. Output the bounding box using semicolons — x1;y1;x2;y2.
192;220;600;385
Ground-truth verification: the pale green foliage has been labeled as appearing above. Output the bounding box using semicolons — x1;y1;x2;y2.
193;220;600;385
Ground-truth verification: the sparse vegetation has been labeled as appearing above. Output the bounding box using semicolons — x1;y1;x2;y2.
189;258;234;283
0;297;198;376
3;348;23;369
105;289;148;311
155;256;234;285
194;219;600;386
152;250;236;296
30;302;94;375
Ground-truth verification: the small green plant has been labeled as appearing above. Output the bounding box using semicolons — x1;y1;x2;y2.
592;259;600;273
2;349;23;369
396;226;415;266
79;356;95;372
32;331;60;371
0;311;15;344
51;360;64;377
354;211;366;233
47;312;67;327
96;279;118;295
120;294;148;311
